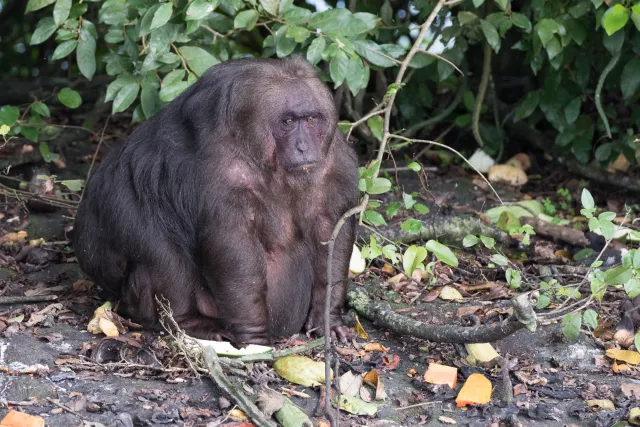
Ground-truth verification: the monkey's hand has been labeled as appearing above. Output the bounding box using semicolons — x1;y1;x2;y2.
305;311;357;343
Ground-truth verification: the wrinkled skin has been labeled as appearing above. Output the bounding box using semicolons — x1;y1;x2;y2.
72;57;359;347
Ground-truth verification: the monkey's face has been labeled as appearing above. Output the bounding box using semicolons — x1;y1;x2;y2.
269;82;333;174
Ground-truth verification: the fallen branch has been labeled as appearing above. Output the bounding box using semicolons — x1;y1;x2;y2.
0;295;58;304
520;216;589;247
347;284;538;343
357;215;508;245
201;343;277;427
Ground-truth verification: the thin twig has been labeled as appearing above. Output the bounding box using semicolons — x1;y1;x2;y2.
46;397;84;419
417;49;463;76
80;116;110;202
0;295;58;304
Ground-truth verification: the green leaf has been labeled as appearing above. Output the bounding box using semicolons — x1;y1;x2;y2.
59;179;84;191
30;17;57;45
490;254;509;266
408;162;421;172
53;0;71;26
605;265;632;285
473;0;485;6
458;11;478;26
595;142;614;162
31;101;50;117
112;83;140;114
400;218;423;234
634;249;640;269
330;50;349;87
583;309;598;329
494;0;508;11
621;58;640;102
52;39;77;60
186;0;217;20
511;12;531;32
363;210;386;226
402;245;427;277
309;8;377;37
345;57;368;96
514;90;539;121
403;192;416;209
603;26;625;55
260;0;278;15
602;4;629;36
306;37;325;65
353;40;398;68
505;267;521;288
414;203;429;214
25;0;56;13
139;3;162;37
625;278;640;298
141;85;163;119
463;234;480;247
480;19;501;53
0;106;20;126
537;19;558;47
480;235;495;249
365;177;391;195
561;313;581;341
286;25;310;43
581;188;595;210
275;25;296;57
234;9;259;30
57;88;82;108
77;25;96;80
159;80;188;103
179;46;219;76
151;2;173;31
367;115;383;141
632;7;640;31
381;0;393;25
39;142;60;162
564;96;581;124
569;2;590;18
425;240;458;267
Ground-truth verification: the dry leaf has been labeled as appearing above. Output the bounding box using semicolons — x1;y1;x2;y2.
364;343;388;352
587;399;615;410
456;373;492;407
439;285;463;302
614;361;632;373
622;383;640;399
353;315;368;339
73;280;94;292
382;354;400;370
506;153;531;171
424;363;457;389
438;416;457;424
606;348;640;365
339;371;363;397
363;369;387;400
98;317;119;337
487;164;528;186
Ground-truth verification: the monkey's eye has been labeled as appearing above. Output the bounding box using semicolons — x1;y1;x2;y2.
306;117;314;123
284;119;294;125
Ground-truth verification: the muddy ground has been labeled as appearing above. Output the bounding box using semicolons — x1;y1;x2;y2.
0;129;637;427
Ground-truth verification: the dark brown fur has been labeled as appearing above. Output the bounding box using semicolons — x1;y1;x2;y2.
72;57;359;346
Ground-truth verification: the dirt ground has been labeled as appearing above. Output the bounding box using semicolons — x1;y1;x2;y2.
0;131;637;427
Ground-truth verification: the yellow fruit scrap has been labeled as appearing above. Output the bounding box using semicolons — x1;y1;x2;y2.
455;373;492;407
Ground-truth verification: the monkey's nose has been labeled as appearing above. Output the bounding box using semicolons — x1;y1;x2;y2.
296;139;308;152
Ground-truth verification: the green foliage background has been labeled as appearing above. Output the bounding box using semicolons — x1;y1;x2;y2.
1;0;639;171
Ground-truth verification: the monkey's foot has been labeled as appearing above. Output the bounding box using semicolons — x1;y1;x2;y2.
305;314;357;343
